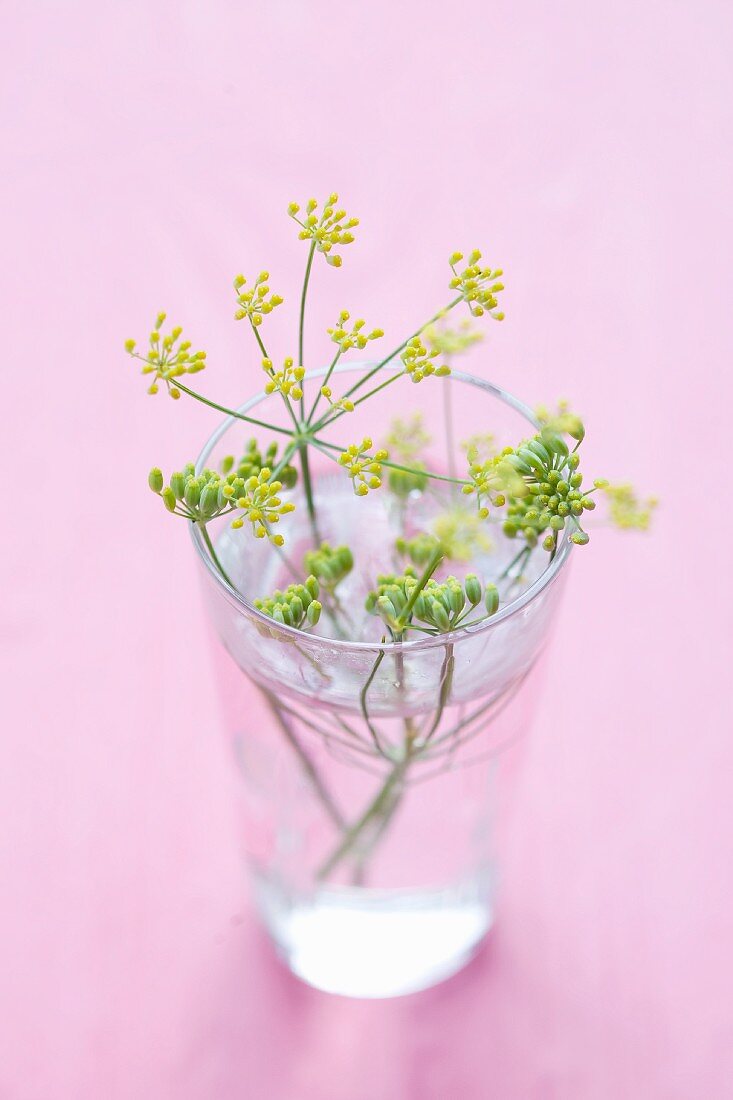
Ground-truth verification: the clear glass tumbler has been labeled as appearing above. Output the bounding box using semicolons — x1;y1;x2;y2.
192;366;572;997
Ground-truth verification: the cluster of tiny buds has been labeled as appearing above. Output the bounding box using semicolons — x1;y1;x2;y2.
425;320;484;357
303;542;354;591
327;311;384;353
288;194;359;267
401;336;451;384
148;463;296;545
600;481;658;530
385;413;431;462
220;438;298;489
255;576;322;629
387;463;428;498
462;450;510;518
502;434;595;550
262;357;305;401
395;515;492;566
395;533;442;566
227;467;295;544
449;251;505;320
125;314;206;397
148;464;228;521
338;438;388;496
233;273;283;327
365;568;499;636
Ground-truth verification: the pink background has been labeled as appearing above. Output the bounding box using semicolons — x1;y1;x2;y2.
2;2;732;1097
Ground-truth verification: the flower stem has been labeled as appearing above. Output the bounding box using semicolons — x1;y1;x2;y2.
173;381;292;437
197;521;236;590
310;371;406;434
338;295;464;402
298;240;317;418
309;437;469;487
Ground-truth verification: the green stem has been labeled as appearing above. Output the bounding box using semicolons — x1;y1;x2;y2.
260;688;345;830
173;381;293;437
316;755;409;881
298;241;317;418
423;645;454;742
310;371;406;434
360;648;389;758
299;442;321;543
306;348;342;425
443;371;458;486
394;548;444;630
198;521;236;590
497;544;531;581
338;295;464;402
309;437;469;487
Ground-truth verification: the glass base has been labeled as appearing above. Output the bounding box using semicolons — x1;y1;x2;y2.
252;871;493;998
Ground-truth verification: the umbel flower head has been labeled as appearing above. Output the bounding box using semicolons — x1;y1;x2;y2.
303;542;354;591
125;314;206;397
365;568;500;636
462;451;511;519
499;431;597;552
401;337;450;384
220;437;298;490
228;467;295;544
338;438;388;496
599;481;658;530
396;510;492;566
288;194;359;267
149;462;296;546
255;576;322;628
535;400;585;442
262;357;305;401
425;319;484;357
327;311;384;353
232;272;283;327
385;414;431;462
449;251;505;321
148;463;231;522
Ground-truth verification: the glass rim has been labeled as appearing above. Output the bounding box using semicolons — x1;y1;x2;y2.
190;361;573;652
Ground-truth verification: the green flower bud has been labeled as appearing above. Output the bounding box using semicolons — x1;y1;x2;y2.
170;472;186;499
307;600;322;626
184;478;201;510
465;574;482;605
305;575;319;599
570;530;590;545
484;584;499;616
162;487;176;512
431;600;451;632
200;482;221;518
148;467;164;493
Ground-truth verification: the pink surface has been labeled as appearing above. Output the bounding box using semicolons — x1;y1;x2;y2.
2;2;732;1097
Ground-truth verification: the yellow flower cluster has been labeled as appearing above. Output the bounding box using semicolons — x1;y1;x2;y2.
233;272;283;327
599;482;658;530
535;400;585;442
125;314;206;398
338;438;388;496
288;194;359;267
385;413;431;461
262;357;305;401
425;319;484;356
449;251;505;320
462;451;512;518
401;337;450;384
229;467;295;545
327;311;384;352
